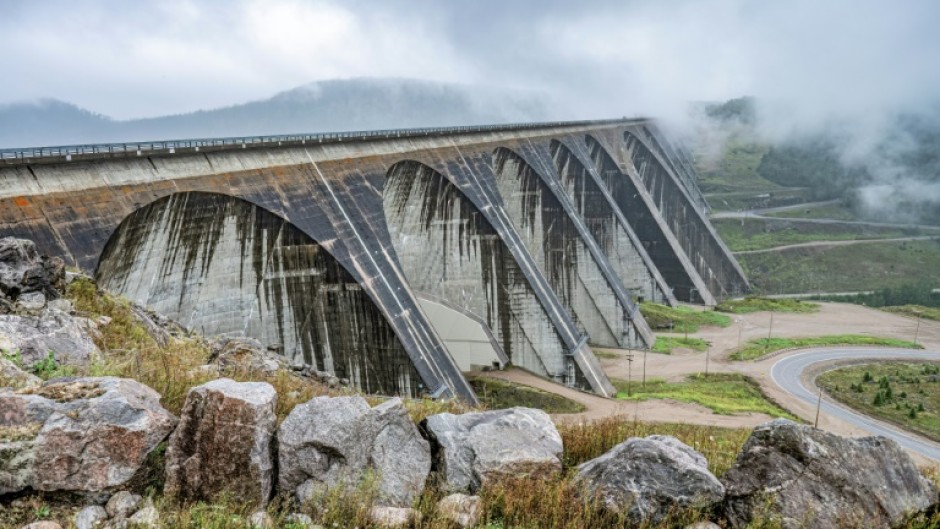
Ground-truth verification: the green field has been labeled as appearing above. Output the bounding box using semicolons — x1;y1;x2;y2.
716;297;819;314
729;335;922;361
640;303;731;332
818;362;940;443
765;202;860;221
712;217;922;252
614;373;796;419
738;239;940;294
704;188;811;212
695;141;776;194
653;336;710;354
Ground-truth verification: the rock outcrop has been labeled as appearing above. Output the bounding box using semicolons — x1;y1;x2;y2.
0;309;101;369
278;395;430;507
0;377;176;494
207;336;346;387
165;379;277;506
0;355;41;389
574;435;724;523
722;419;937;529
437;493;483;528
0;237;65;306
421;407;563;493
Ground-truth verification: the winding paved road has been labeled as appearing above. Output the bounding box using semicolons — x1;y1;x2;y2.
771;348;940;460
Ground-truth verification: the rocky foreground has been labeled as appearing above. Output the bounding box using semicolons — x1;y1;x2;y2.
2;236;940;529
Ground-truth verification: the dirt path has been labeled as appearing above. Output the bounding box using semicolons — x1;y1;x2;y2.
733;236;940;255
475;302;940;434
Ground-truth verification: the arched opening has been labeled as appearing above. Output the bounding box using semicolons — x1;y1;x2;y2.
383;160;574;386
96;191;423;396
492;146;637;348
622;131;748;300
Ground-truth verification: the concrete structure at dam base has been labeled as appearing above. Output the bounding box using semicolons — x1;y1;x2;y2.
0;119;749;403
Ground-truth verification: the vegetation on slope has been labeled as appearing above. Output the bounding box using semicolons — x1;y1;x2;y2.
729;335;922;361
613;373;796;419
738;239;940;294
818;362;940;443
712;217;925;252
716;297;819;314
640;303;731;332
765;202;860;221
468;376;585;414
808;282;940;309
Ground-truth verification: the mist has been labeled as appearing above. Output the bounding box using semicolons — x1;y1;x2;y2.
1;0;939;220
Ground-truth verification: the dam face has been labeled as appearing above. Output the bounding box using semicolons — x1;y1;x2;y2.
0;119;749;402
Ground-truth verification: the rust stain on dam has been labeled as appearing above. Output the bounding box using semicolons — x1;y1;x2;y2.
0;119;749;402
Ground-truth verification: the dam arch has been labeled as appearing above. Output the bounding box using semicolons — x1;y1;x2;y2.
621;130;749;300
550;139;674;306
383;159;581;386
491;146;650;349
95;191;426;397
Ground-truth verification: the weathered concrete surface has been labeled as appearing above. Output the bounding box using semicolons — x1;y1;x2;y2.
582;134;715;304
590;128;748;301
550;139;676;306
492;146;653;349
97;192;425;397
0;120;747;400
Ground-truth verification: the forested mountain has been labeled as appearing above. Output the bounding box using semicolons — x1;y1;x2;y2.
0;78;550;148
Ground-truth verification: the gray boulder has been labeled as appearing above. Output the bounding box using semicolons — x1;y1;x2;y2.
0;237;65;303
0;377;176;494
15;292;46;312
106;491;142;519
437;493;483;528
165;379;277;506
722;419;938;529
75;505;109;529
0;309;101;368
421;407;563;493
278;395;430;507
0;355;41;389
370;506;420;528
208;337;287;376
574;435;724;523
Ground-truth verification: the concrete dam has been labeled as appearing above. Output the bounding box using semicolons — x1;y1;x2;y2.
0;119;749;403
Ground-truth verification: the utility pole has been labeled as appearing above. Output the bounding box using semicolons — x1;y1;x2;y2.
765;309;775;354
626;351;634;396
642;347;648;388
814;387;823;428
705;346;710;378
914;314;921;346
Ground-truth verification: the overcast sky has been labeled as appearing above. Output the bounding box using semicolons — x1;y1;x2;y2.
2;0;939;127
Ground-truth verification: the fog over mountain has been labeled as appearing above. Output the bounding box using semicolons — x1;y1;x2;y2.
1;1;939;223
0;78;550;148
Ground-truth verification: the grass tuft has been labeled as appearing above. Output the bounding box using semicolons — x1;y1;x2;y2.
653;336;710;354
640;303;731;333
716;297;819;314
469;376;585;414
729;335;922;361
882;305;940;322
612;373;796;420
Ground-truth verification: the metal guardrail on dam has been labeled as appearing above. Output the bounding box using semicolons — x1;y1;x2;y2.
0;118;645;163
